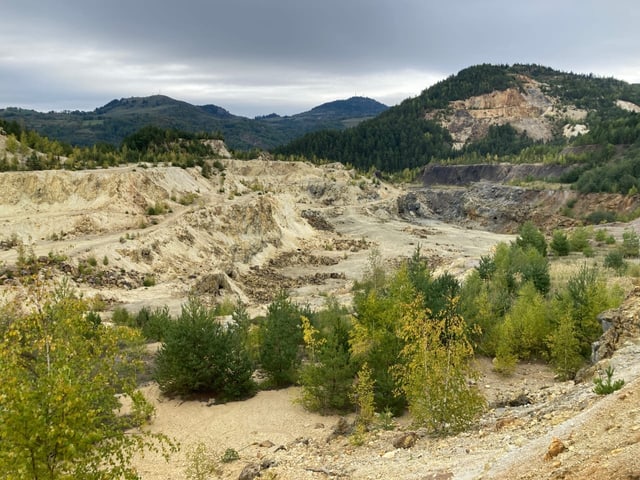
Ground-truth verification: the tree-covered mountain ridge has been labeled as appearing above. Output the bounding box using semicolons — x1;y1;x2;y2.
0;94;388;151
275;64;640;172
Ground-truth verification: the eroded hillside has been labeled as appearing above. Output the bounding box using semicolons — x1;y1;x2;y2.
0;157;513;315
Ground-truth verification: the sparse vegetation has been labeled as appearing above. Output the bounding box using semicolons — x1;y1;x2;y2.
593;365;625;394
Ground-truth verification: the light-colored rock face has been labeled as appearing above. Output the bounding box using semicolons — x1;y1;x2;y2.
563;123;589;138
427;75;588;149
616;99;640;113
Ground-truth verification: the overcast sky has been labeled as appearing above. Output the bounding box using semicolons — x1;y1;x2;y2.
1;1;639;117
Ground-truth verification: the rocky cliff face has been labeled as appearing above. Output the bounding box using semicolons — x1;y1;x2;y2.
421;162;573;186
426;76;588;149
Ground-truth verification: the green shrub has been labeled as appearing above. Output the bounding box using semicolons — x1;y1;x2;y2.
604;249;626;273
185;442;221;480
154;297;256;400
143;274;156;287
547;313;584;380
134;306;173;342
111;306;132;325
593;366;625;395
621;228;640;258
550;230;570;256
515;221;547;257
585;210;616;225
220;448;240;463
146;202;167;216
569;227;591;253
258;292;304;388
298;303;357;414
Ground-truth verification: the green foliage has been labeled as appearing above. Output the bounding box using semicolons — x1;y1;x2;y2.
350;264;415;415
621;228;640;258
557;264;623;358
464;124;535;157
154;297;256;400
132;305;173;342
604;249;627;273
569;227;591;254
111;305;132;325
593;365;625;394
258;292;304;387
594;228;615;244
351;363;376;432
185;442;221;480
510;245;551;295
573;144;640;194
406;246;460;316
476;254;496;280
147;202;168;216
550;230;570;256
220;448;240;463
516;221;548;257
547;313;584;380
394;297;484;434
493;282;551;363
0;283;174;479
298;302;357;414
0;95;382;154
585;210;617;225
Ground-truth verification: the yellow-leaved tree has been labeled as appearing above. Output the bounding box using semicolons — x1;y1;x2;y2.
394;295;485;434
0;281;174;479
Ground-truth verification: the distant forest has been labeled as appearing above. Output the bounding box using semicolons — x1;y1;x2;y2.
4;64;640;195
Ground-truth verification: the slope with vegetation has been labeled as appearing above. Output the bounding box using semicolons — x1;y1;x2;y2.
0;95;387;151
275;64;640;194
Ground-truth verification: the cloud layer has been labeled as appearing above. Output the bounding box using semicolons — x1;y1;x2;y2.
1;1;639;116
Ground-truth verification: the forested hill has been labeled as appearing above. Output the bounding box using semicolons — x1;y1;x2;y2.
274;64;640;172
0;95;387;151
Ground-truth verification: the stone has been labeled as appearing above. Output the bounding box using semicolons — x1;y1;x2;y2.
544;437;566;461
238;462;261;480
392;432;418;449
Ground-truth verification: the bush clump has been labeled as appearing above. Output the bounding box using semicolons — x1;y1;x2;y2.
154;297;256;400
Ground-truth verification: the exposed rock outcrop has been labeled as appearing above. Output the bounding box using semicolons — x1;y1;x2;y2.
592;285;640;362
421;163;573;186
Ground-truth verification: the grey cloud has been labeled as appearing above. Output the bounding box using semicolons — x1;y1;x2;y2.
1;1;640;115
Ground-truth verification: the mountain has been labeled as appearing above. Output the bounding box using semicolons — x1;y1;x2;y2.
0;95;387;151
275;64;640;172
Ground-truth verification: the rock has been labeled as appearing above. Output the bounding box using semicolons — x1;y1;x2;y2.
397;192;423;216
238;462;261;480
332;417;352;436
382;450;397;459
493;392;532;408
592;287;640;362
392;432;418;449
260;458;276;469
259;440;274;448
544;437;566;461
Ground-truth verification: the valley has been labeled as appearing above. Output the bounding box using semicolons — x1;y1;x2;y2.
1;152;640;479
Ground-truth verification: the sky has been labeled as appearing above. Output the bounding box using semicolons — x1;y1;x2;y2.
1;1;640;118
